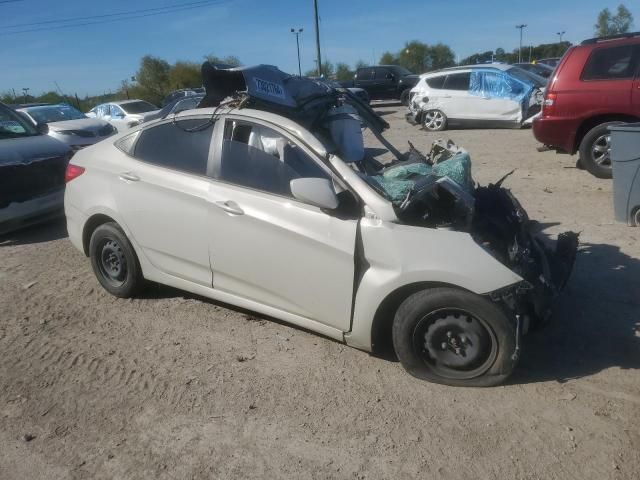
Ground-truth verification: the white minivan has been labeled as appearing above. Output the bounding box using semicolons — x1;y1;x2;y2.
407;64;545;131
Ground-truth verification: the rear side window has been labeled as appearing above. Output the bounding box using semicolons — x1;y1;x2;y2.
582;45;637;80
357;68;375;80
443;72;471;91
426;75;446;89
219;120;329;198
133;118;214;175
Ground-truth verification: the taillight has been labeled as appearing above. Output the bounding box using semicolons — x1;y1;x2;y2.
65;164;85;183
542;92;557;117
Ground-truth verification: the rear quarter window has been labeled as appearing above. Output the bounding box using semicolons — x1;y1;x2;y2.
581;45;638;80
426;75;446;89
132;118;214;175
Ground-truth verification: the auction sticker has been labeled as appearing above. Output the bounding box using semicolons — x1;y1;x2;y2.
253;78;285;99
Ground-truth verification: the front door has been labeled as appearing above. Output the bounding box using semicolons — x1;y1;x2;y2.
113;117;216;286
206;118;358;331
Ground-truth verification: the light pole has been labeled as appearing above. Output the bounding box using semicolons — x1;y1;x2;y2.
516;24;527;63
291;28;303;76
313;0;322;77
557;31;565;43
21;87;29;103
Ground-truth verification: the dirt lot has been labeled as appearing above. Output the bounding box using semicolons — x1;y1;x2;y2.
1;104;639;480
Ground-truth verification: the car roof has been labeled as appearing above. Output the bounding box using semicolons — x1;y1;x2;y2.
580;31;640;46
173;106;327;156
111;99;150;106
421;63;512;77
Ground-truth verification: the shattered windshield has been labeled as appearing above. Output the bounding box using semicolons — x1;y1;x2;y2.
0;105;38;139
24;104;86;123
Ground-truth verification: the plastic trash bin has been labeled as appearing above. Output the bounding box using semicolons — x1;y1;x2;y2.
610;123;640;226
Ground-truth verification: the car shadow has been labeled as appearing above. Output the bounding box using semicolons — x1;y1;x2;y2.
376;110;398;117
511;239;640;384
371;100;402;108
0;217;68;247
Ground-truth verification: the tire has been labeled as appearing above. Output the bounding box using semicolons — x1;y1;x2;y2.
400;89;411;106
578;122;622;179
422;109;447;131
89;222;143;298
392;288;517;387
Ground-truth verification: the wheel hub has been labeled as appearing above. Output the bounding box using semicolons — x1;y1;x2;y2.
591;134;611;167
419;310;494;374
100;240;126;283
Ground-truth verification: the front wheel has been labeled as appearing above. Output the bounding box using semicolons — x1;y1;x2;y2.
578;122;623;179
422;109;447;131
400;89;411;106
392;288;517;387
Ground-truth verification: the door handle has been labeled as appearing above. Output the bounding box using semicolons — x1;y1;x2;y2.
215;200;244;215
119;172;140;182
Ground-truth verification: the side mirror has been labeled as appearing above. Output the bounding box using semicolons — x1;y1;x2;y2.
386;73;395;80
290;177;339;210
36;122;49;134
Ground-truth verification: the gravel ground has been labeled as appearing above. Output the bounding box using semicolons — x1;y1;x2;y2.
1;104;639;480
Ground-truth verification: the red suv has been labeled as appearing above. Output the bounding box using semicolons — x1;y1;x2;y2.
533;32;640;178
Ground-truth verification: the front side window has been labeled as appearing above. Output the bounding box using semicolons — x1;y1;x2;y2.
582;45;637;80
132;118;214;175
443;72;471;91
219;120;330;198
110;105;124;117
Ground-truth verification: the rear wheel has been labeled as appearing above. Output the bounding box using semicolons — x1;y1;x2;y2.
400;89;411;106
422;109;447;131
89;222;143;298
578;122;623;179
392;288;516;387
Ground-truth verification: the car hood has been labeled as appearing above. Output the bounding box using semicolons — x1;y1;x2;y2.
48;117;110;132
0;134;70;167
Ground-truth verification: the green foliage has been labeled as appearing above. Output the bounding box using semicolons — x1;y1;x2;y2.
595;4;634;36
204;53;242;67
379;51;398;65
379;41;455;73
334;62;353;81
355;60;368;70
168;61;202;90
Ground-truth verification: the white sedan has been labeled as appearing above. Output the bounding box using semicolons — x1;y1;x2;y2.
88;99;159;131
64;105;576;387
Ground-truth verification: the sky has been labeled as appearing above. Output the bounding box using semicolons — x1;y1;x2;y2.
1;0;638;97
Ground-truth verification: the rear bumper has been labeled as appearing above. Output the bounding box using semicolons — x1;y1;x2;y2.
532;117;579;153
0;189;64;236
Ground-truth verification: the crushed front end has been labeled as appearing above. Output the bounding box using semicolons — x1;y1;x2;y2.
366;140;578;335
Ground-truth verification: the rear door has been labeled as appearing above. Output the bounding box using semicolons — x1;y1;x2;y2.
205;117;358;331
374;67;396;98
632;45;640;114
439;72;473;120
355;68;376;96
113;117;216;286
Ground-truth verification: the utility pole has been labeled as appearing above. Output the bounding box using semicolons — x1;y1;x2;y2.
313;0;322;76
291;28;303;76
21;87;29;104
557;31;565;42
516;24;527;63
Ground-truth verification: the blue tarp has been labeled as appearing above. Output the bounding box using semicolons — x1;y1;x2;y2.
469;69;533;103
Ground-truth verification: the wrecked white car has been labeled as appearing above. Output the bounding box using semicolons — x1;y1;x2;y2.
407;64;545;131
64;64;576;387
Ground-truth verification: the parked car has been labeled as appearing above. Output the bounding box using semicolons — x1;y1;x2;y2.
0;102;71;235
512;62;555;79
64;64;577;387
536;57;561;68
315;79;370;104
407;64;545;131
17;103;117;151
349;65;420;105
88;100;159;131
161;88;205;107
533;32;640;179
141;95;205;123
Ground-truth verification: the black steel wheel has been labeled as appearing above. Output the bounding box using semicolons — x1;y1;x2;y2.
393;288;516;387
89;222;143;297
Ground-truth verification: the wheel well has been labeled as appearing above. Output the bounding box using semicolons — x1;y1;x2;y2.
574;114;639;152
82;214;116;256
370;281;463;356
